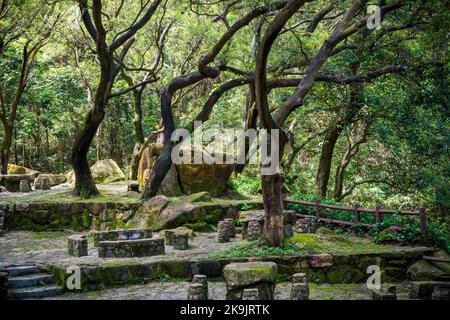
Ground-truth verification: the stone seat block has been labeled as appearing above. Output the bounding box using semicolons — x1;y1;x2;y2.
93;228;153;247
223;262;278;300
68;234;88;257
165;228;189;245
409;281;450;299
98;238;164;258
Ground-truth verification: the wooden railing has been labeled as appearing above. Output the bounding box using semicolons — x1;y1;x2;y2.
284;197;427;235
423;256;450;263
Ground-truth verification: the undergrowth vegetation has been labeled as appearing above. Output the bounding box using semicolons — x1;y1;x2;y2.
286;194;450;252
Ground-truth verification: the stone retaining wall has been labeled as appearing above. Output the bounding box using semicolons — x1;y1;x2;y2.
45;247;433;292
1;199;262;232
0;201;141;232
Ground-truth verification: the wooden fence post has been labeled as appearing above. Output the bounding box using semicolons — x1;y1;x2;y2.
419;208;426;235
354;203;360;223
375;204;382;224
315;200;321;220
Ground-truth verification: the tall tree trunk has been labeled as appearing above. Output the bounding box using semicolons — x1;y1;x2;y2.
142;89;175;199
129;89;144;180
316;63;362;197
71;109;104;197
334;123;368;200
334;159;346;200
254;1;307;247
262;173;284;247
316;124;342;197
0;123;12;174
235;84;257;174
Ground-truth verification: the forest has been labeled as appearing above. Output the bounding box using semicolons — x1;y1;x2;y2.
1;0;450;304
0;0;449;244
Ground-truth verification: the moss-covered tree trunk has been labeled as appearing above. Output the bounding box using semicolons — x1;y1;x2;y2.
71;109;103;197
0;123;12;174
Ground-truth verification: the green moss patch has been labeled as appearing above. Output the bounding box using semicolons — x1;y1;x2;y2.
211;233;407;259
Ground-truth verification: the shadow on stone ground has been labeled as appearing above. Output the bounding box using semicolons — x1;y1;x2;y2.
43;281;413;300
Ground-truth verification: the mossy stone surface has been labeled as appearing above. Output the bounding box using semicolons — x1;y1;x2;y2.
407;258;450;281
223;262;278;289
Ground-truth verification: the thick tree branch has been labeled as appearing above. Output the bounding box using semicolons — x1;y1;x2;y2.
274;0;406;126
198;1;289;78
77;0;97;41
110;0;162;52
108;77;159;99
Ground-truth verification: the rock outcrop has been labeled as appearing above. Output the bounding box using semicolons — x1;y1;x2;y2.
35;174;66;187
407;250;450;281
65;159;126;184
91;159;126;183
138;143;234;196
7;164;40;177
126;195;245;231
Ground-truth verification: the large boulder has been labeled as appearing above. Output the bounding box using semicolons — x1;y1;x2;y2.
65;159;126;184
137;143;234;196
65;170;75;184
138;143;182;196
177;162;234;195
127;196;237;231
91;159;126;183
7;164;40;177
35;174;66;187
407;250;450;281
127;195;171;229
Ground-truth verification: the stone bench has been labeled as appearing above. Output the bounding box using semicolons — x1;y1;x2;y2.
217;219;235;243
34;177;51;190
410;281;450;300
0;174;34;192
223;262;278;300
239;210;296;239
370;284;397;300
127;181;140;192
98;238;165;258
164;228;190;250
68;234;88;257
93;228;153;247
432;285;450;300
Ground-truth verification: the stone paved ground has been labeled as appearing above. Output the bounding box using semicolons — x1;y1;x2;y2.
44;281;412;300
0;231;240;269
1;231;418;300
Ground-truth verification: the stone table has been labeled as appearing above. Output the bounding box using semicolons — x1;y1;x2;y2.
223;261;278;300
0;174;34;192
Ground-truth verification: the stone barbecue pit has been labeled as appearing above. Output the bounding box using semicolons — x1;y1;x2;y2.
93;229;165;258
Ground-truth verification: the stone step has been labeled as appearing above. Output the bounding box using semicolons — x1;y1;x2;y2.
8;273;55;289
3;265;40;277
8;285;63;300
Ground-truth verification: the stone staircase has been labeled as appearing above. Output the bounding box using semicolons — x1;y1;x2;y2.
4;265;63;299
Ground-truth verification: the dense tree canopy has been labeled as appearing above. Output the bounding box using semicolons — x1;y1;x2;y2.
0;0;448;241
